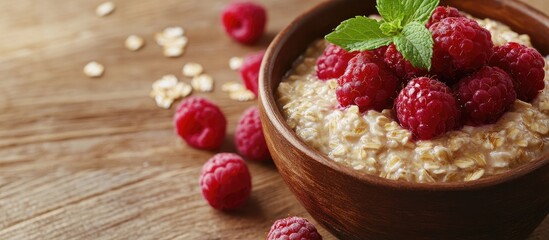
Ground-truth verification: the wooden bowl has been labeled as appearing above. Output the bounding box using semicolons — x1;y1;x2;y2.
258;0;549;239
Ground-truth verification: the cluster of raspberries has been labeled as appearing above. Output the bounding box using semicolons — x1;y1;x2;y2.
316;6;546;140
171;2;326;239
174;99;323;239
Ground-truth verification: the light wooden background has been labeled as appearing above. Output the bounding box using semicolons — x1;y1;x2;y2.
0;0;547;239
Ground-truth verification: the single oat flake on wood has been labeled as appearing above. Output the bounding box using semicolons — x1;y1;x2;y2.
125;35;145;51
182;63;204;77
229;89;255;102
229;57;243;70
83;61;104;78
96;2;115;17
221;81;245;92
163;46;184;58
191;74;214;92
221;81;254;101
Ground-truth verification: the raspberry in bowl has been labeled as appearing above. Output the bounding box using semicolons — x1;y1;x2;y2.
258;0;549;239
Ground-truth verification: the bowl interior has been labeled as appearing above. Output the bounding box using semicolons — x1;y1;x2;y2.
260;0;549;190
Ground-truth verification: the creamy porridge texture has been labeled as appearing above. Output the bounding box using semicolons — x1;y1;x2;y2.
277;18;549;183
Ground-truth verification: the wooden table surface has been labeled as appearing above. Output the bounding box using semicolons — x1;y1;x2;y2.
0;0;547;239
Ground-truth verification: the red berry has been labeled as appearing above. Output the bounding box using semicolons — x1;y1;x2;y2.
240;50;265;96
395;77;461;140
429;17;493;83
173;97;227;150
426;6;466;28
384;44;427;81
336;52;399;112
235;107;270;161
489;42;545;102
316;44;357;80
221;2;267;45
200;153;251;210
370;45;389;60
455;66;516;126
266;216;322;240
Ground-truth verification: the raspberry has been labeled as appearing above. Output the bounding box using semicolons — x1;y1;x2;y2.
429;17;493;83
395;77;461;140
266;216;322;240
384;44;427;80
336;52;399;112
200;153;251;210
173;97;227;150
426;6;466;28
221;2;267;45
370;45;389;60
316;44;357;80
235;107;270;161
430;49;458;83
455;66;516;125
240;50;265;96
489;42;545;102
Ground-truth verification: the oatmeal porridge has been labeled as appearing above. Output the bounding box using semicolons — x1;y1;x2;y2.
277;18;549;183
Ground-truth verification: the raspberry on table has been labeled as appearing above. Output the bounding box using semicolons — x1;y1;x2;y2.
316;44;357;80
426;6;466;28
489;42;545;102
266;216;322;240
200;153;251;210
336;52;399;112
235;107;270;161
429;17;493;83
384;44;427;81
173;97;227;150
395;77;461;140
455;66;516;125
221;2;267;45
240;50;265;96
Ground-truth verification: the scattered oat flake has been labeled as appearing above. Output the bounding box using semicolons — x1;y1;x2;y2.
229;89;255;101
169;36;188;47
223;81;255;101
152;75;178;89
182;63;204;77
154;95;173;109
125;35;145;51
229;57;244;70
163;46;184;57
155;34;188;47
155;27;188;58
96;2;115;17
173;82;193;97
222;82;245;92
83;61;104;78
166;82;192;99
155;33;168;46
150;75;193;109
163;27;184;38
191;74;214;92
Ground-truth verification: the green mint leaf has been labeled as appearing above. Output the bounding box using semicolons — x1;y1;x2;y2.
380;19;403;36
376;0;404;23
393;22;434;70
326;0;438;62
325;16;393;52
401;0;439;25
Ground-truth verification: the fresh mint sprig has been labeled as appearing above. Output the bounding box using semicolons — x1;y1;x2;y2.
325;0;439;70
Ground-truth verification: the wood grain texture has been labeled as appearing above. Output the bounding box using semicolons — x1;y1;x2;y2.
0;0;547;239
